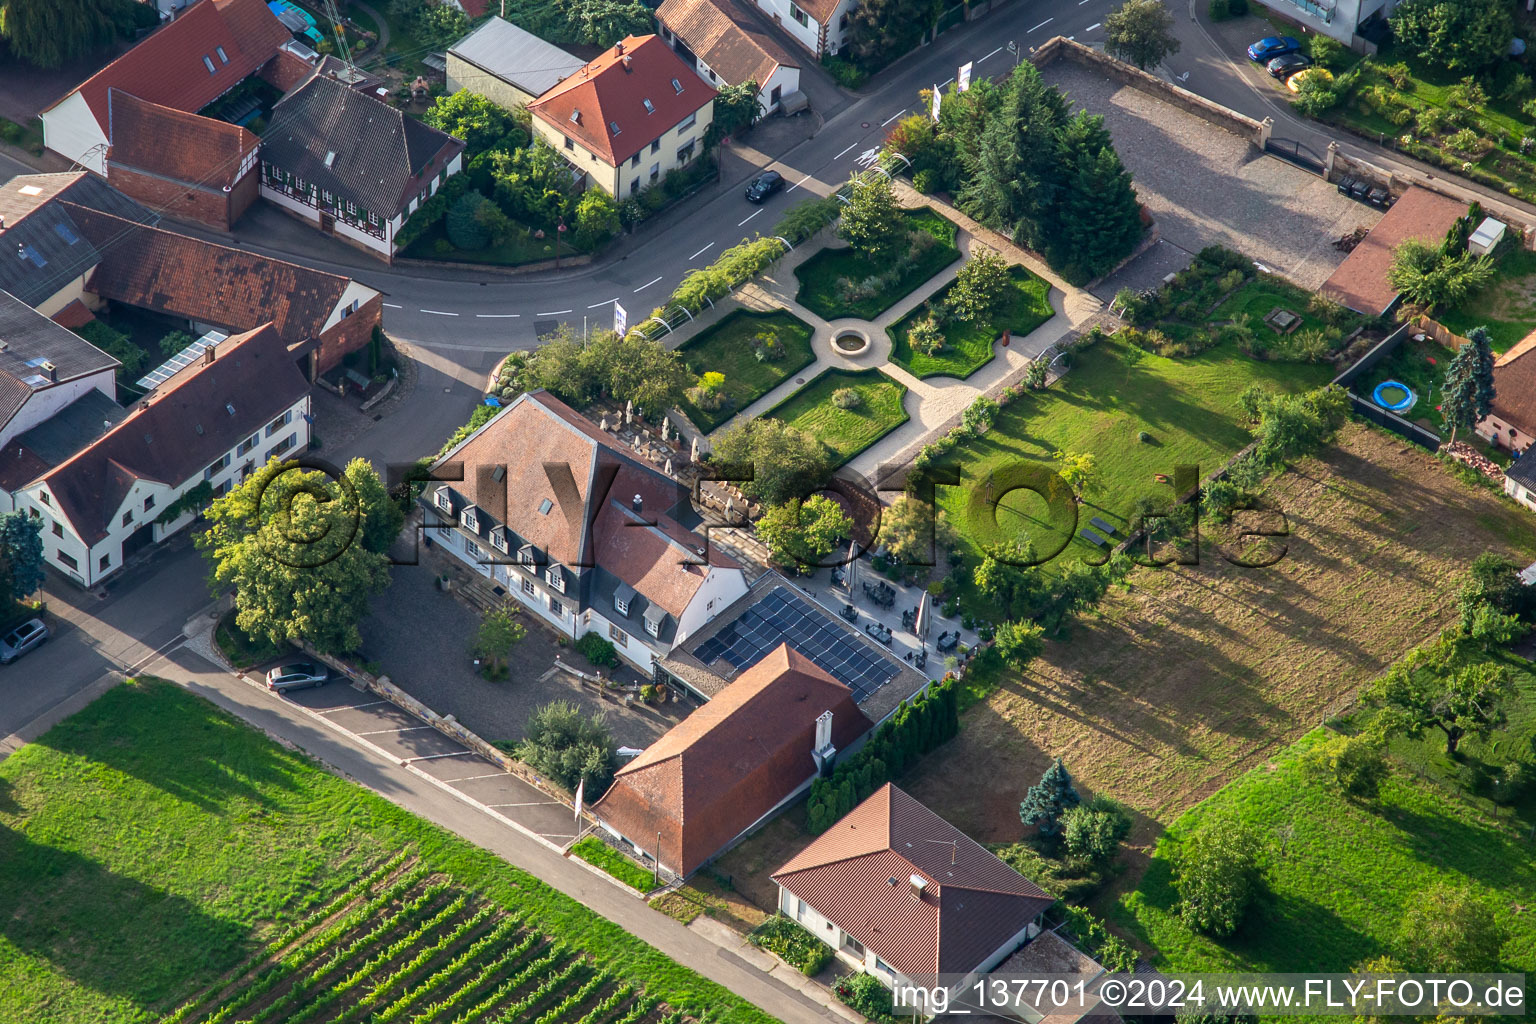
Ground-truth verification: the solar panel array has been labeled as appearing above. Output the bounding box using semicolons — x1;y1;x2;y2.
135;330;229;391
693;587;899;703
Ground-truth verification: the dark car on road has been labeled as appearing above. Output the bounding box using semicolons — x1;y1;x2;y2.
1267;53;1311;78
265;662;330;692
1247;35;1301;62
745;170;784;203
0;618;48;664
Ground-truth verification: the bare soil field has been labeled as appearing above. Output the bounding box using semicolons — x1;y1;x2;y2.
901;423;1536;844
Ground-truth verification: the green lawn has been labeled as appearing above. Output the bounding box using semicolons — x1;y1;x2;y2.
793;208;960;321
1114;727;1536;973
402;218;581;266
887;265;1053;379
1438;246;1536;355
0;680;777;1024
1354;335;1450;433
930;334;1333;573
571;836;656;892
675;309;818;433
764;368;909;465
1210;276;1339;336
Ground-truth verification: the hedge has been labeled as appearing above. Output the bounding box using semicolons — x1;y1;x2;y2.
804;676;960;833
749;916;833;975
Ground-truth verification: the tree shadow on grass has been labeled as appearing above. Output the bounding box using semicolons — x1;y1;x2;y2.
36;678;305;816
0;820;253;1010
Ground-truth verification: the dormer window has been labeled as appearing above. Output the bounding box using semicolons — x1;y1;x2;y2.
613;582;635;617
461;506;478;532
436;487;452;512
570;109;581;124
609;121;621;135
643;98;655;114
615;596;630;615
491;529;507;552
546;566;565;593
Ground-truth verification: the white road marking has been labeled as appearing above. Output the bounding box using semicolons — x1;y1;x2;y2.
634;276;663;292
979;46;1003;61
587;297;618;308
125;634;187;674
787;173;812;192
317;700;392;713
835;142;859;158
382;302;403;309
880;108;907;126
355;725;435;736
738;209;763;226
689;242;714;260
1029;16;1053;31
1086;22;1101;30
405;750;476;762
420;308;458;316
939;77;954;87
475;313;519;318
485;801;565;808
536;309;573;316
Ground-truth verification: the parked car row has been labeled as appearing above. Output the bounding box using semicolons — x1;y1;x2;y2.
1245;36;1316;81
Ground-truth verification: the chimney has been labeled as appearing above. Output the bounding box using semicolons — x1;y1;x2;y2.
632;493;642;513
812;710;836;775
203;343;217;365
615;40;624;54
622;55;633;71
0;214;6;231
41;361;56;383
909;874;928;900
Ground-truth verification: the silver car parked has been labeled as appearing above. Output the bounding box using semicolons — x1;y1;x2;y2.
264;662;330;692
0;618;49;664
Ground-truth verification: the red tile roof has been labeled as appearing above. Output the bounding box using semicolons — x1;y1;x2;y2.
1491;342;1536;440
594;645;870;875
1320;187;1468;315
51;0;290;124
657;0;798;88
61;202;353;347
49;300;96;330
528;35;716;166
38;324;309;544
107;90;258;190
774;785;1053;977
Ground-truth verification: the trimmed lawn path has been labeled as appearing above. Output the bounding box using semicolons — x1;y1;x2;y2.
675;308;817;433
763;367;909;465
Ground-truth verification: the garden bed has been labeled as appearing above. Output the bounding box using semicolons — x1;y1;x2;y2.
793;208;960;321
570;836;655;892
887;265;1052;379
674;309;817;433
762;368;909;465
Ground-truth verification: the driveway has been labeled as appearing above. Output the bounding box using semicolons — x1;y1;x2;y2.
359;551;683;752
1040;59;1380;290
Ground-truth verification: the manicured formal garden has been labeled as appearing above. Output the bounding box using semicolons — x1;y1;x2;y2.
887;265;1053;379
674;309;817;433
793;208;961;321
0;680;775;1024
762;368;909;465
1114;723;1536;972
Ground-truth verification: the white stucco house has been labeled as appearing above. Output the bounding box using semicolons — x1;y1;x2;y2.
750;0;855;58
1249;0;1400;47
657;0;803;115
423;390;750;675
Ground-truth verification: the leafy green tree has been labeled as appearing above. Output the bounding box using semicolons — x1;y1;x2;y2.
573;188;620;249
411;2;468;49
1051;450;1098;499
948;250;1012;322
974;546;1032;616
1174;819;1264;936
158;331;195;359
0;511;44;607
527;326;601;406
490;142;575;230
0;0;132;68
877;494;958;566
1439;326;1497;444
446;190;496;250
1365;657;1509;756
994;619;1046;669
1046;112;1145;283
603;333;692;417
516;700;618;794
707;80;763;145
1465;601;1522;652
1251;385;1350;466
1395;882;1506;971
197;458;395;655
846;0;939;67
1387;239;1494;314
1104;0;1181;71
838;172;908;264
1390;0;1513;73
1062;795;1133;864
1020;758;1081;842
1299;734;1389;800
710;419;834;506
756;495;854;567
1460;552;1536;623
1289;70;1341;117
75;321;147;385
958;63;1068;251
907;315;946;356
422;90;526;154
474;602;527;677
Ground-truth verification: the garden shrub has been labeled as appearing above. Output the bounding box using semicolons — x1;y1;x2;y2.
835;973;895;1022
912;168;937;193
774;194;842;245
831;386;863;409
907;314;946;356
750;329;784;361
446;190;493;251
687;371;731;412
751;917;833;975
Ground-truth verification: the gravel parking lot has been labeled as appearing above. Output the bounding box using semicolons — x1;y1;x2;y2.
1043;61;1381;290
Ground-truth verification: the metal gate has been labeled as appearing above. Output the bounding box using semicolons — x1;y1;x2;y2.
1265;137;1326;175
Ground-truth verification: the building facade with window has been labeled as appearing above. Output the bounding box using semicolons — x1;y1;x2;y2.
1476;336;1536;458
527;36;716;198
423;390;749;674
1249;0;1400;46
9;324;311;587
657;0;802;115
260;72;465;261
749;0;854;58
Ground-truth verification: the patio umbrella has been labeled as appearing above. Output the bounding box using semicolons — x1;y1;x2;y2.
845;540;859;595
914;590;932;644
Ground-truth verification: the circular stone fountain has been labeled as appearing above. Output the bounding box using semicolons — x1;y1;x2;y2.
832;329;871;356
